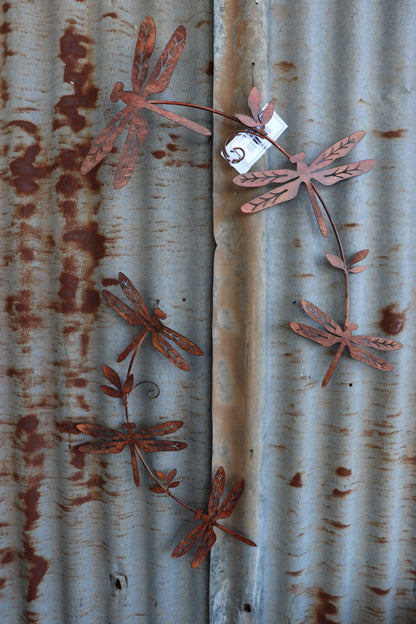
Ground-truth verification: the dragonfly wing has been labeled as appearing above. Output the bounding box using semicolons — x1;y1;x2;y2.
144;102;211;136
238;180;301;214
130;446;140;487
144;25;186;96
77;440;126;454
312;159;374;186
113;112;148;189
305;182;327;237
309;131;367;169
80;107;133;175
76;423;120;439
151;333;190;370
192;528;216;568
161;325;203;355
139;439;187;452
208;467;226;516
171;523;206;558
300;300;343;335
217;479;245;519
233;169;298;188
102;289;139;325
117;329;148;363
351;335;403;352
132;16;155;93
138;421;184;439
290;322;339;347
117;272;150;321
348;344;394;371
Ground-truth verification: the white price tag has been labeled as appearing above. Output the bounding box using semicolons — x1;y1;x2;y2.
222;109;287;174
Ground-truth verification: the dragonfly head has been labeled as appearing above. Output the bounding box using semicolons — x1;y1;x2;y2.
345;320;359;332
110;82;124;102
290;152;306;165
154;307;167;321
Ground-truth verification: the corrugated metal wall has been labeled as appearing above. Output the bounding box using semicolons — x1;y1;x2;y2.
1;1;415;623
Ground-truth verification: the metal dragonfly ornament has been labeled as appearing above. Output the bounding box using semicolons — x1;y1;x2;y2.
290;300;403;387
233;131;374;237
171;466;256;568
102;272;203;371
76;421;186;487
80;16;211;188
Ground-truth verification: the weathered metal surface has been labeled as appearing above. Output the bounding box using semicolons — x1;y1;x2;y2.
1;0;416;623
1;1;213;622
212;0;416;623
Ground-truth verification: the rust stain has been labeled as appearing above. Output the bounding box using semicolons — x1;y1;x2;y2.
205;60;213;76
17;203;36;218
58;271;79;314
101;277;119;287
285;569;303;576
332;488;352;498
6;291;42;336
330;520;350;529
342;223;359;228
54;24;98;132
289;472;303;487
55;173;82;197
23;541;48;603
335;466;352;477
152;150;166;159
368;586;391;596
63;222;106;265
374;129;406;139
101;12;117;19
315;590;339;624
278;61;296;72
380;304;406;335
9;144;48;195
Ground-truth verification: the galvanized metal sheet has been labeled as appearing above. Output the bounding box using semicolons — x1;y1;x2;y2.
1;0;416;623
1;1;213;622
212;1;416;623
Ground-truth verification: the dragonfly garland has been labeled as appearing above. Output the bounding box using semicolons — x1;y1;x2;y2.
290;300;403;387
233;131;374;237
102;272;203;371
172;466;256;568
80;16;210;188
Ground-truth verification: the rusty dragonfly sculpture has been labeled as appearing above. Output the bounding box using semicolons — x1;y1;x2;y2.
80;16;211;188
290;300;403;387
233;131;374;237
76;421;186;487
102;272;203;371
171;466;256;568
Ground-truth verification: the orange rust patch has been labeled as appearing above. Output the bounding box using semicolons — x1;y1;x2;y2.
278;61;296;72
289;472;303;488
332;488;352;497
335;466;352;477
374;129;406;139
380;304;405;335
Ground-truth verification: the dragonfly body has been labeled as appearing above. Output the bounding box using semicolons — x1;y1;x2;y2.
102;273;203;370
233;131;374;237
172;467;256;568
76;421;186;487
81;16;210;188
290;300;402;386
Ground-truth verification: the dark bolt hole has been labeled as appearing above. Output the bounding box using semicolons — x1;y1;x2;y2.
243;603;252;613
115;578;122;590
349;383;353;387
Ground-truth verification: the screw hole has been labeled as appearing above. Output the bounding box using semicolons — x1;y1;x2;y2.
243;603;252;613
